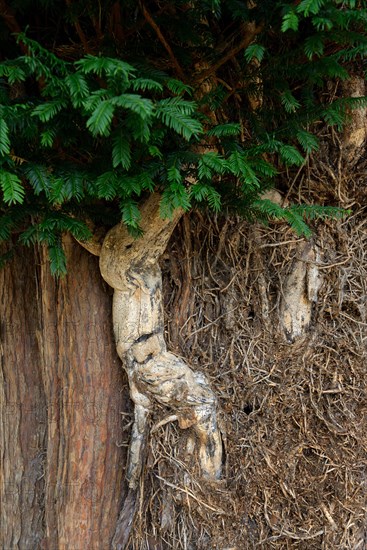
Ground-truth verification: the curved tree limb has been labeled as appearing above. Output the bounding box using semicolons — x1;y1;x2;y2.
75;220;107;257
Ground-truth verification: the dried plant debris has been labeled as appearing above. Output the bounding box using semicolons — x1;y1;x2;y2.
127;152;367;549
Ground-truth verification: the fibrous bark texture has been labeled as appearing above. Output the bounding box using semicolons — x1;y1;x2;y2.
1;237;128;549
99;194;223;493
0;245;46;549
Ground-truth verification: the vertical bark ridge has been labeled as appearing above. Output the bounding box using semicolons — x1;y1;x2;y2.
38;237;128;549
0;245;46;549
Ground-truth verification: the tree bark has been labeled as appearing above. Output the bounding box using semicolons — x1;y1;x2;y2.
0;245;46;549
1;238;128;549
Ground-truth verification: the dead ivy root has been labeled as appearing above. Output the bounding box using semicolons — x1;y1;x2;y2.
126;154;367;549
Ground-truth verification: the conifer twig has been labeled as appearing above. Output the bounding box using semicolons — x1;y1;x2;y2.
65;0;91;54
110;1;124;43
197;22;263;83
140;2;186;82
0;0;28;54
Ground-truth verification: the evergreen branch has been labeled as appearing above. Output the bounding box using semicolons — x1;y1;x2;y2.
0;169;25;204
0;0;364;269
112;131;131;169
48;240;67;276
86;100;115;136
0;118;11;155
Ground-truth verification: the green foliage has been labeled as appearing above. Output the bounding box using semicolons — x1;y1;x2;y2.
244;44;266;63
227;151;260;189
207;123;241;137
48;241;67;276
166;79;193;96
155;98;202;140
0;0;365;273
0;170;25;204
198;152;227;177
112;132;131;170
281;8;299;32
297;0;326;17
50;171;86;203
276;144;305;167
120;199;142;235
281;90;301;113
296;130;319;154
86;100;115;137
32;99;68;123
251;199;349;237
75;55;135;79
190;183;221;211
0;118;10;155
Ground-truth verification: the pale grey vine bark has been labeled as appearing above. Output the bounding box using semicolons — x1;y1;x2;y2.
99;194;222;488
280;241;321;342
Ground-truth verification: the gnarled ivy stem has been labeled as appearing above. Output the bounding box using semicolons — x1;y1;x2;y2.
99;194;222;489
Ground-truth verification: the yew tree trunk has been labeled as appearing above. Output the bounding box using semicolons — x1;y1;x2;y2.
0;237;128;549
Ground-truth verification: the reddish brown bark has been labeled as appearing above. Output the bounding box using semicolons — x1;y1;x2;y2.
1;237;129;549
0;244;46;548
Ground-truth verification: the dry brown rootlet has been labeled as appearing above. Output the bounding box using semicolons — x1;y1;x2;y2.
126;141;367;549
